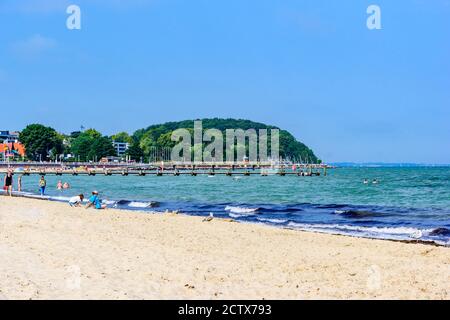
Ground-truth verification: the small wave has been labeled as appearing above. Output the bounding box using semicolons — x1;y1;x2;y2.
286;222;435;241
256;217;288;224
333;209;384;218
225;205;259;214
102;200;116;205
115;200;157;208
13;191;46;199
128;201;153;208
316;204;347;209
49;195;72;202
429;227;450;237
197;204;216;209
263;206;303;213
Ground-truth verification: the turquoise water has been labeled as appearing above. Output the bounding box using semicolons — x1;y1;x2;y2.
16;167;450;245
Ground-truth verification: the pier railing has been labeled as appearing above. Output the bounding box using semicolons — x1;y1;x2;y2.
0;160;330;168
0;161;331;176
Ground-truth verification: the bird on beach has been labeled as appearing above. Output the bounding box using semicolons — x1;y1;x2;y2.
203;212;214;222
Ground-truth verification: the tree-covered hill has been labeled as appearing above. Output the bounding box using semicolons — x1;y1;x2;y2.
130;118;319;163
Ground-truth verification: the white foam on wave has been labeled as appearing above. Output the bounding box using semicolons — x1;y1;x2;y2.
225;205;259;214
287;222;435;241
48;195;72;202
14;191;77;203
128;201;152;208
256;217;287;224
101;200;116;205
13;191;40;197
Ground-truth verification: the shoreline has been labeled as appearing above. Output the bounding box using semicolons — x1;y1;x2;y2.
4;192;449;247
1;196;449;299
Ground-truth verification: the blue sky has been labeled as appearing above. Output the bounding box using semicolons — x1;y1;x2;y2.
0;0;449;163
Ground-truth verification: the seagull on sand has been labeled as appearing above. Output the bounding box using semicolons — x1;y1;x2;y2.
203;212;214;222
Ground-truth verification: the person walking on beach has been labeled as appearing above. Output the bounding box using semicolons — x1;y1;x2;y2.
85;190;107;210
39;176;47;196
3;171;13;197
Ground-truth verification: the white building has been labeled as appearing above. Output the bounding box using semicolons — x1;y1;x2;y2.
113;141;129;156
0;130;19;143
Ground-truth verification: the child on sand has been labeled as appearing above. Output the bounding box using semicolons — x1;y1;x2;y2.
85;190;107;210
69;194;84;207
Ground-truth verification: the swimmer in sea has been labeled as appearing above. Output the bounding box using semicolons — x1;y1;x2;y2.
363;179;369;184
63;182;70;189
18;174;22;192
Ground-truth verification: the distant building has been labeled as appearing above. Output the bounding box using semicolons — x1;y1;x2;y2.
113;141;129;157
0;142;26;159
100;156;122;163
0;131;25;160
0;130;20;143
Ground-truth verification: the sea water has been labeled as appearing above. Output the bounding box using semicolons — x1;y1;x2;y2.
15;167;450;245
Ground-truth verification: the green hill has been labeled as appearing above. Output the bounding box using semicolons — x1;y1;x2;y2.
130;118;319;163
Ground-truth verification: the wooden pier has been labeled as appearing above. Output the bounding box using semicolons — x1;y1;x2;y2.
0;162;331;177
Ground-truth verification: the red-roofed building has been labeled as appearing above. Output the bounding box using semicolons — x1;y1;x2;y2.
0;142;26;159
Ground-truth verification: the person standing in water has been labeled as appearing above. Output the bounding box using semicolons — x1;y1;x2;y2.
3;171;13;196
57;180;63;191
17;174;22;192
39;176;47;196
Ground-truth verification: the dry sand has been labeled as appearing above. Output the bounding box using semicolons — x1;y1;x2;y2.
0;196;449;300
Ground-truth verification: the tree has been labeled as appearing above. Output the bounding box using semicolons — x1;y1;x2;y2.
70;131;81;139
84;128;102;139
70;133;93;161
125;143;144;162
70;131;116;161
111;132;133;143
19;124;63;161
89;136;116;160
129;118;319;163
139;132;157;157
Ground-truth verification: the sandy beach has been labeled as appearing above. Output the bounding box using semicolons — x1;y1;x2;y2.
0;196;448;300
